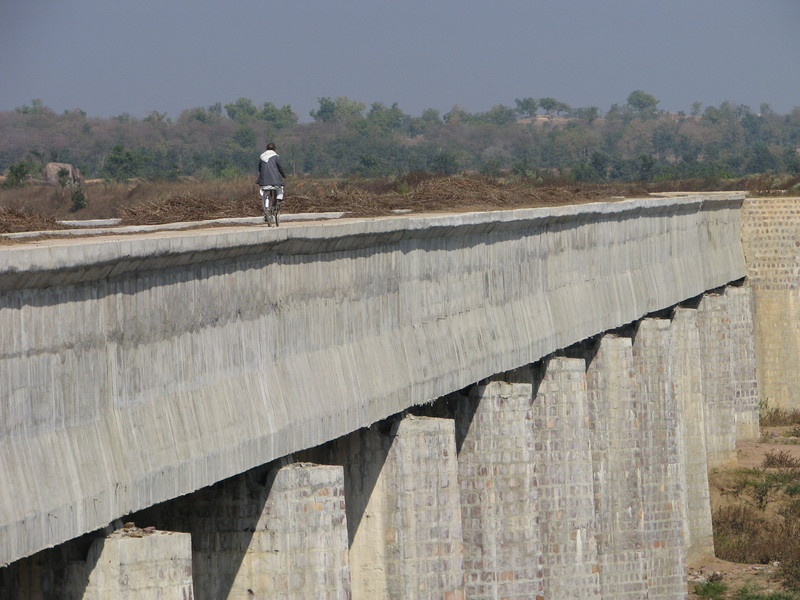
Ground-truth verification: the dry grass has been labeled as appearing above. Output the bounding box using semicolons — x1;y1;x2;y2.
711;455;800;592
1;174;647;231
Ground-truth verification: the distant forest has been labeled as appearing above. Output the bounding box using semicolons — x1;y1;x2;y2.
2;91;799;185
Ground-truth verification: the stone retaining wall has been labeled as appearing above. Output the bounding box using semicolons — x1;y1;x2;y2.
741;197;800;409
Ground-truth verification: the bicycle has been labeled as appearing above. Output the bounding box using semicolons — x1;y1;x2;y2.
260;186;282;227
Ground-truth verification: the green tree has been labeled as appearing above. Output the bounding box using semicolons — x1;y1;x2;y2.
627;90;659;118
482;104;517;127
539;97;559;115
103;144;151;181
257;102;297;129
14;98;50;115
233;125;257;148
366;102;408;132
514;97;538;119
538;98;571;116
310;97;365;123
430;149;460;174
224;97;258;122
2;161;33;187
638;153;656;180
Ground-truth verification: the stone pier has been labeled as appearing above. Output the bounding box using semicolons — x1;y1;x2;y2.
454;379;542;599
131;463;351;599
585;335;648;599
301;415;466;599
1;529;193;600
633;318;687;600
532;356;602;599
672;307;715;562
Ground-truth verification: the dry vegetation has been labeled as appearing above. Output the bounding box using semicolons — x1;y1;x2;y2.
692;406;800;600
0;172;652;233
2;171;795;235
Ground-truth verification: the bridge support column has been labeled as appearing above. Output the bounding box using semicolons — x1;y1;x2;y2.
130;462;351;599
0;528;193;600
697;291;739;468
454;379;543;599
633;318;688;599
73;530;194;599
324;415;465;600
585;334;648;599
725;285;760;440
532;356;601;600
671;307;715;561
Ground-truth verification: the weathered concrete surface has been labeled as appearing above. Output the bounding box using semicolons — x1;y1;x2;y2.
0;194;747;565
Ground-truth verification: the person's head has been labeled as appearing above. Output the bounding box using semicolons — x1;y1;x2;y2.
266;143;276;151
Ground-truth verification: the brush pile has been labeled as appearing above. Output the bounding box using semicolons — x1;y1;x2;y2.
1;175;646;232
118;194;259;224
0;207;66;234
118;176;632;225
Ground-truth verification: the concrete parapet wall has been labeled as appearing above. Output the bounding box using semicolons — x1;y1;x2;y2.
0;194;747;564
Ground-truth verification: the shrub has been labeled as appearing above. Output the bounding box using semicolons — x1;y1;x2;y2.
761;400;800;427
733;586;800;599
763;450;800;469
694;579;727;599
2;161;32;188
714;505;779;563
70;186;87;211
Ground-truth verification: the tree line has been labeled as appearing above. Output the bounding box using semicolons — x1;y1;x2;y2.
2;91;799;186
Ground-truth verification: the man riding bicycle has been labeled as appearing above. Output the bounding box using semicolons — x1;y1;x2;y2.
256;142;286;223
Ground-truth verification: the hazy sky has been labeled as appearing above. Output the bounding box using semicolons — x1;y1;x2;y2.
2;0;798;121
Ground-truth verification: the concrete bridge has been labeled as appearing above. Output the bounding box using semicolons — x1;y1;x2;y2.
0;194;797;598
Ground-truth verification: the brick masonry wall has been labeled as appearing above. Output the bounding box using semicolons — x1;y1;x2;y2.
454;380;543;599
303;415;466;600
742;197;800;409
585;335;648;599
633;318;688;600
671;307;715;562
697;292;739;468
531;356;602;600
0;530;194;600
75;531;194;600
725;286;760;439
130;463;351;600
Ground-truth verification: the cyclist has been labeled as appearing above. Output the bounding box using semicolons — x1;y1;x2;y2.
256;142;286;222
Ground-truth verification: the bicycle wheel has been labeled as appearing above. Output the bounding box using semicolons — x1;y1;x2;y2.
272;196;280;227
